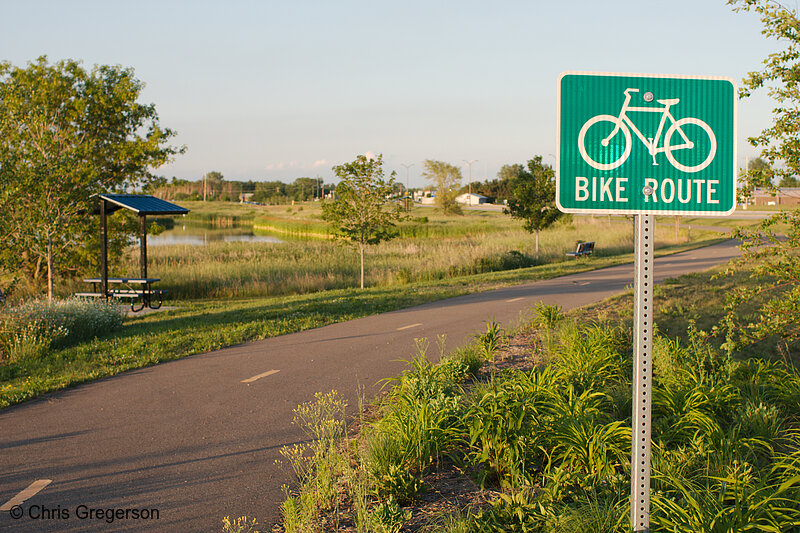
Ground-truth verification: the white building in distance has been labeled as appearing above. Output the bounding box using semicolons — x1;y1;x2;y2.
455;193;488;205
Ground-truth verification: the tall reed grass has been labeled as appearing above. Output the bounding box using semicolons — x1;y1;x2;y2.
253;210;528;240
121;218;680;300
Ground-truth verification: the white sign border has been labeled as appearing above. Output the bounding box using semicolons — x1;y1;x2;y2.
556;70;738;217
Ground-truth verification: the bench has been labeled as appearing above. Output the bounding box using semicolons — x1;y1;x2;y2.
566;241;595;258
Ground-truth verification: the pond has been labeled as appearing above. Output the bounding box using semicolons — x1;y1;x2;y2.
148;224;284;246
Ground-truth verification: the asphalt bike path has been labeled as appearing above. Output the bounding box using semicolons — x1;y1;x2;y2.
0;239;740;531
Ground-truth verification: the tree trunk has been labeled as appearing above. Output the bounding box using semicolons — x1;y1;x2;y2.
33;256;42;281
360;244;365;289
535;230;540;256
47;235;54;300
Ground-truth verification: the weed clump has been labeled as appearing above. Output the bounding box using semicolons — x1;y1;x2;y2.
0;297;125;361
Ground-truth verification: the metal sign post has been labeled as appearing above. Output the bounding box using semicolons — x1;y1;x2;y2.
556;71;737;533
631;213;654;531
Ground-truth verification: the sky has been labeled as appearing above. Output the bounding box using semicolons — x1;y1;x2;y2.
0;0;781;187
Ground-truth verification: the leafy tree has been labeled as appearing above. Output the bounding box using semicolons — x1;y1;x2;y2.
202;171;224;200
498;164;524;184
0;56;183;299
287;177;319;202
469;178;513;203
720;1;800;351
422;160;463;215
252;181;287;204
748;157;770;172
730;1;800;191
322;154;402;289
717;211;800;354
503;156;562;255
461;165;519;204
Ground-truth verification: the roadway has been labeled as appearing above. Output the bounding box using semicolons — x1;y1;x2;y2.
0;239;740;531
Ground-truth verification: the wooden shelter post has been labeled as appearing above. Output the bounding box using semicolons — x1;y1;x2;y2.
100;197;109;299
139;215;148;279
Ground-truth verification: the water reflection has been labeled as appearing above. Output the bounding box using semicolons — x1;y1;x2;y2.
149;226;283;246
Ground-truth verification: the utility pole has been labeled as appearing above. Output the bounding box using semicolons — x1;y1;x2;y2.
401;163;414;212
203;172;207;202
463;159;478;206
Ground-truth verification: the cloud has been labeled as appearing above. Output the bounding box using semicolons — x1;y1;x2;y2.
364;151;376;160
313;159;328;168
265;161;298;171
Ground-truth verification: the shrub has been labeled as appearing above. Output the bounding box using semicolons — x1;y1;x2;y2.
553;323;630;392
475;250;537;274
220;516;260;533
543;496;628;533
372;463;426;505
369;498;410;533
547;387;629;484
736;400;782;444
0;297;125;360
278;391;349;531
377;357;465;475
535;302;566;331
652;335;694;387
475;319;504;361
365;342;468;500
446;344;483;377
467;367;560;487
652;462;800;532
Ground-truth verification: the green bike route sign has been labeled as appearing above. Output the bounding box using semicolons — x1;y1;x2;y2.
557;71;737;215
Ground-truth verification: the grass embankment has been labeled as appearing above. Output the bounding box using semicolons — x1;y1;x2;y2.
271;259;800;533
0;225;721;408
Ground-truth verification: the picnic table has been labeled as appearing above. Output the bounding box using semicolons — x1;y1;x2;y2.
77;277;165;312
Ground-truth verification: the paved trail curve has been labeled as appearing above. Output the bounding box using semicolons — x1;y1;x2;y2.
0;240;740;531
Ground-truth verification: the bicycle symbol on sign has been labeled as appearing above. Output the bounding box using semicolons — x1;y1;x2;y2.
578;88;717;173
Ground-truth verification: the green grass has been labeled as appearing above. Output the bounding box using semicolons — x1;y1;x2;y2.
110;216;715;300
174;199;268;220
681;217;762;229
2;200;726;407
0;227;723;408
581;261;798;363
254;205;528;240
271;252;800;532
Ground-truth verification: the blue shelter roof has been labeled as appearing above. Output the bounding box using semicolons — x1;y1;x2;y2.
99;194;189;216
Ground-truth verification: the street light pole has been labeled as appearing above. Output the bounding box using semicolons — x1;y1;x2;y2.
463;159;478;206
401;163;414;212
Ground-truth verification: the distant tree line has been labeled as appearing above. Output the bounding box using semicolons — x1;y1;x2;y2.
154;174;335;204
154;165;524;207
